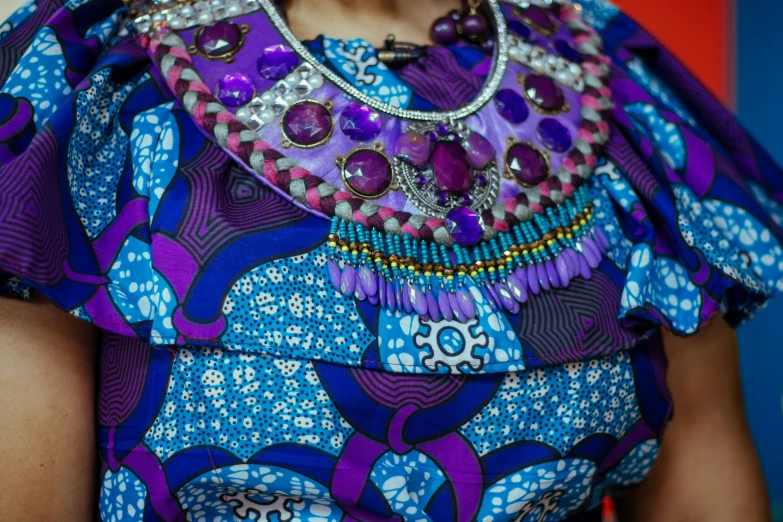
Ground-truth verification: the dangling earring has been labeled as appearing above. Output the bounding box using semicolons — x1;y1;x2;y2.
431;0;489;46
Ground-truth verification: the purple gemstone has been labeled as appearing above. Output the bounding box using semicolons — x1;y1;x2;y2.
339;103;382;142
394;132;433;168
552;39;582;63
432;141;473;192
342;149;393;198
459;193;473;206
524;74;565;112
495;89;530;124
431;16;459;45
282;101;333;146
506;143;549;186
446;207;484;246
537;118;572;152
508;19;533;40
256;44;298;80
475;174;488;186
196;21;242;58
215;72;255;107
464;132;496;169
518;5;555;32
437;192;450;206
416;174;428;186
462;14;487;40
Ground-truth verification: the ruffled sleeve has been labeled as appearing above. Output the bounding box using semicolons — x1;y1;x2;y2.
586;2;783;335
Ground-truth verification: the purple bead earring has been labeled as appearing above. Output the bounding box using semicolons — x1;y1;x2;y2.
431;0;491;51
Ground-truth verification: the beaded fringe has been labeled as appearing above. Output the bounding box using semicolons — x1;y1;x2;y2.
327;185;608;319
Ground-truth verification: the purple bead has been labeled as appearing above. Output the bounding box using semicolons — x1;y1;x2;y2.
358;265;377;296
537;118;572;152
449;292;466;322
408;285;427;317
394;132;433;168
556;255;570;287
484;283;501;310
464;132;496;169
432;141;473;192
401;282;412;313
438;289;454;321
425;291;440;321
282;101;333;146
379;277;387;306
496;282;517;312
354;284;366;301
526;265;540;295
457;289;477;319
508;19;533;40
448;9;462;21
445;207;485;246
339;103;382;142
507;274;528;303
328;260;341;289
431;16;459;45
480;37;495;55
495;89;530;124
393;280;403;310
416;175;428;186
545;260;560;288
524;74;566;112
536;262;550;291
459;193;473;206
342;149;393;198
475;174;488;186
437;192;450;206
339;265;357;296
196;21;243;58
461;14;487;40
517;5;556;32
565;249;578;279
578;253;592;280
552;39;583;63
506;143;549;186
582;238;602;268
256;44;298;80
215;72;255;107
387;280;397;311
368;293;379;305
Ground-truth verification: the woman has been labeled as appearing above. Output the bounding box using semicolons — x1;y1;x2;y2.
0;0;776;520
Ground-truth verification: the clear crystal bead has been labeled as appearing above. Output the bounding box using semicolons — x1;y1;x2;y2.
180;5;195;17
169;16;186;29
272;96;289;115
294;79;313;97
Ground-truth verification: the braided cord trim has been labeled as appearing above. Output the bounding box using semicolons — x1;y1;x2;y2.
142;2;612;246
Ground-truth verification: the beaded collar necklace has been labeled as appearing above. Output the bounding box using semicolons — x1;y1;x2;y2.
131;0;614;320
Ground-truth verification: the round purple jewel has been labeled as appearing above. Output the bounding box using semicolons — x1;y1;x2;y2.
196;21;243;59
495;89;530;124
215;72;255;107
339;103;382;142
536;118;572;152
524;74;566;113
506;142;549;186
507;19;533;40
432;141;473;192
394;132;433;168
431;16;459;45
464;132;496;169
257;44;299;80
282;101;333;147
516;5;556;33
446;206;484;246
552;39;582;63
342;149;393;198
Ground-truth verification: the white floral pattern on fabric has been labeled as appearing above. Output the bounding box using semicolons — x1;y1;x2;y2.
591;162;637;270
379;280;523;374
460;351;641;456
478;459;596;522
144;347;354;460
108;236;178;344
100;467;147;522
624;103;686;171
371;451;446;521
322;36;412;108
749;181;783;228
130;100;179;219
1;27;71;128
674;183;783;293
0;0;37;41
625;57;697;126
176;464;343;522
588;439;659;509
620;244;702;334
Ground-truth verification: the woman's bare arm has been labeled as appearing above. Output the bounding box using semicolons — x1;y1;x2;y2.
622;315;771;522
0;296;98;521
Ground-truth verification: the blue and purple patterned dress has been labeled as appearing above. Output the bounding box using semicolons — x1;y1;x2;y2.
0;0;781;521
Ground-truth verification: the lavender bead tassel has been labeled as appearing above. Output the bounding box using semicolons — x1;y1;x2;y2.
379;277;387;307
387;280;397;311
577;253;592;280
401;282;413;313
536;263;551;291
456;289;477;319
555;255;570;287
438;288;454;321
340;265;357;296
496;282;519;313
410;284;428;316
449;292;467;321
545;260;560;288
507;274;528;303
358;265;377;296
354;285;366;301
425;290;440;321
526;265;540;295
582;237;602;268
328;260;342;290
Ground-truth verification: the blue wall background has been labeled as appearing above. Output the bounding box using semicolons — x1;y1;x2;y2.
736;0;783;516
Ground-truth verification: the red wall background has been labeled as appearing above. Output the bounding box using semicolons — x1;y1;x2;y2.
612;0;734;106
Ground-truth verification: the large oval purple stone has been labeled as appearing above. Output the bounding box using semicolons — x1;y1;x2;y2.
394;132;433;168
339;103;382;142
196;21;243;58
506;142;549;186
342;149;393;198
215;72;255;107
495;89;530;124
536;118;572;152
524;74;565;112
432;141;473;192
257;44;299;80
516;5;556;32
446;207;484;246
464;132;496;169
282;101;333;147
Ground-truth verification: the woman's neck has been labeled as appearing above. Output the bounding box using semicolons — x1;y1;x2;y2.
284;0;463;46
